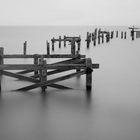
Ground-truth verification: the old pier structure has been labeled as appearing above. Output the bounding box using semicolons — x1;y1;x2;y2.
0;36;99;92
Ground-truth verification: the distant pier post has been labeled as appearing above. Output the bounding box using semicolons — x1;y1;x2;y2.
124;32;127;39
64;35;66;47
59;36;61;48
116;31;119;38
23;41;27;55
47;41;50;55
121;32;123;39
51;38;55;51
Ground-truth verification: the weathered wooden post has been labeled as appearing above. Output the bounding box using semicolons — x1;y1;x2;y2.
51;38;55;51
98;29;101;44
59;36;61;48
121;32;123;39
23;41;27;55
46;41;50;55
124;32;127;39
0;47;4;92
86;58;93;90
111;31;114;39
116;31;119;38
101;33;104;43
86;32;90;48
64;35;66;47
34;54;38;77
39;56;47;92
71;39;76;55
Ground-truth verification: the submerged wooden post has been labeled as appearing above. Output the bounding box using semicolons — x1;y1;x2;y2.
86;58;93;90
34;54;38;77
47;41;50;55
59;36;61;48
39;56;47;92
23;41;27;55
0;47;4;92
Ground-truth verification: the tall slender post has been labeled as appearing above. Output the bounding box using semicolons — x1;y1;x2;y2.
86;58;93;90
0;47;4;92
23;41;27;55
47;41;50;55
64;35;66;47
116;31;119;38
59;36;61;48
51;38;55;51
121;32;123;39
39;56;47;92
124;32;127;39
34;54;38;77
71;39;76;55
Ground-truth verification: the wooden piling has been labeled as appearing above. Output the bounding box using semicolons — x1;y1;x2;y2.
124;32;127;39
86;58;93;90
51;38;55;51
71;39;76;55
116;31;118;38
47;41;50;55
34;54;38;77
64;35;66;47
23;41;27;55
39;56;47;92
59;36;61;48
121;32;123;39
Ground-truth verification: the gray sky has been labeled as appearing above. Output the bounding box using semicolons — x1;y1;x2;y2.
0;0;140;25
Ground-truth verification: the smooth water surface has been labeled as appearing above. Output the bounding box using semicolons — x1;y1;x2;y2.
0;26;140;140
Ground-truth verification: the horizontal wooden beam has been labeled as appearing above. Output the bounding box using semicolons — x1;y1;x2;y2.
16;70;86;91
0;64;88;70
2;54;85;59
16;70;34;74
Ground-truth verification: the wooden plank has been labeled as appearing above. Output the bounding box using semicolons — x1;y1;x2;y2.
16;70;86;91
0;64;88;70
3;54;85;58
16;70;34;74
92;64;99;69
2;70;71;89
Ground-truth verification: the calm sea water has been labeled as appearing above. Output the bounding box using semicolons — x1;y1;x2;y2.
0;26;140;140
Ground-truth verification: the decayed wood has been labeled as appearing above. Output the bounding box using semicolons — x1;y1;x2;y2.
23;41;27;55
86;58;93;90
16;70;34;74
3;54;85;58
0;64;89;70
2;70;71;89
34;54;38;76
16;70;86;91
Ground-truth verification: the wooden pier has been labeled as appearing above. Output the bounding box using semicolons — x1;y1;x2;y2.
0;38;99;92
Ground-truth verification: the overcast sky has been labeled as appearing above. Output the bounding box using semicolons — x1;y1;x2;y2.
0;0;140;25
